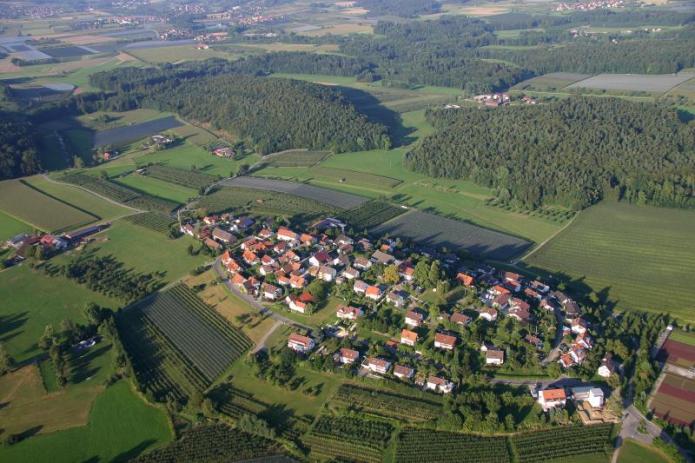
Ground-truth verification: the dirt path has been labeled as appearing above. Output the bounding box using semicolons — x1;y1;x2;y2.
252;320;282;353
513;211;580;264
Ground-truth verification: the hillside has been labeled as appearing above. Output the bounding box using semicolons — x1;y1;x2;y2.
405;97;695;209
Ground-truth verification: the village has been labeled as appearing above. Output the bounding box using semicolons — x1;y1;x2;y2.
178;212;620;424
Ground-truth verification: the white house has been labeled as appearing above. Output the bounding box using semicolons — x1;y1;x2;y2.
366;357;391;374
537;388;567;411
426;375;454;394
485;349;504;365
338;348;359;364
287;333;314;353
572;387;604;409
336;305;363;320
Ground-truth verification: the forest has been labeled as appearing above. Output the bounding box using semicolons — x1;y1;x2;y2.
358;0;442;18
0;113;41;181
88;65;391;154
405;98;695;210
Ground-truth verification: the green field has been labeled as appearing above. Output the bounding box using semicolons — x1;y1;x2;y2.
0;209;31;241
0;179;98;232
617;439;671;463
0;265;118;363
0;381;173;463
23;175;132;220
57;219;207;282
525;201;695;322
126;45;235;64
115;173;197;204
669;330;695;347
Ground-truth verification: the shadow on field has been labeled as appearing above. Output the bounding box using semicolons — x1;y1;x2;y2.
0;312;28;344
112;439;157;462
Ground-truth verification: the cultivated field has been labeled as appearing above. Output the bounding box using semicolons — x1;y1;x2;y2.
0;209;31;241
617;439;671;463
303;415;393;463
115;173;196;204
513;72;591;92
525;202;695;322
0;179;97;232
339;200;406;229
372;209;531;261
395;429;510;463
567;72;695;93
650;373;695;426
263;149;330;167
123;211;175;234
143;164;217;190
93;116;183;147
223;176;368;209
126;44;233;63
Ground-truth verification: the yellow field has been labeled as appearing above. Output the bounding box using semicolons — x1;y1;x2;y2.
301;23;374;36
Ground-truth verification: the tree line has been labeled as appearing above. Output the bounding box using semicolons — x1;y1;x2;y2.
405;97;695;210
0;113;41;181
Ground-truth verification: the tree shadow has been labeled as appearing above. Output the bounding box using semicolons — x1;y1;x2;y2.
111;439;157;463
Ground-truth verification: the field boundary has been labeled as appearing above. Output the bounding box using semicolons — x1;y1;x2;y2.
20;179;101;222
41;174;144;213
516;210;579;264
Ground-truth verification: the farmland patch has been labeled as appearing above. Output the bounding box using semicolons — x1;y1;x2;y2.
650;373;695;425
338;200;406;229
222;176;368;209
263;149;330;167
395;428;509;463
371;209;531;261
142;164;217;190
567;72;695;93
39;45;95;59
511;424;614;463
123;211;175;234
303;415;394;463
0;179;97;232
93;116;183;147
513;72;591;91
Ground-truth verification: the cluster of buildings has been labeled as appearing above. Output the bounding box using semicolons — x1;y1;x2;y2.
3;224;110;265
473;93;511;107
555;0;624;11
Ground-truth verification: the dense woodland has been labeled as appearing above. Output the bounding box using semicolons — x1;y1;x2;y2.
358;0;442;18
405;98;695;209
0;114;41;181
88;65;390;154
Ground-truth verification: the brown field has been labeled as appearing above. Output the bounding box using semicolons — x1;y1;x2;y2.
302;23;374;36
0;365;103;436
341;7;369;15
658;339;695;369
650;373;695;425
60;34;118;45
458;6;510;16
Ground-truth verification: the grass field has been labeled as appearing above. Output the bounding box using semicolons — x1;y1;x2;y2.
23;175;132;221
669;330;695;347
0;381;172;463
0;209;31;241
617;439;671;463
126;44;234;63
61;219;207;282
567;72;695;93
524;202;695;322
0;265;118;363
115;173;197;204
0;179;97;232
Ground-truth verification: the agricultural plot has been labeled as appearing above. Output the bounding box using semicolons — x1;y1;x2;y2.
93;116;183;147
223;176;367;209
200;186;338;218
144;164;217;190
0;209;31;241
308;166;402;189
303;415;394;463
126;44;233;63
372;210;531;261
123;212;174;234
138;284;252;382
658;338;695;369
339;200;406;229
511;424;614;463
524;202;695;322
333;384;442;422
39;45;94;58
513;72;591;91
650;373;695;426
617;439;671;463
115;173;196;204
0;179;97;232
395;429;510;463
567;72;695;93
264;150;330;167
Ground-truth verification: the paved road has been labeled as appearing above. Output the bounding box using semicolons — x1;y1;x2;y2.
213;258;312;330
541;307;565;366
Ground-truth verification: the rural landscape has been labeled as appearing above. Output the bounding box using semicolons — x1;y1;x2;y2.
0;0;694;462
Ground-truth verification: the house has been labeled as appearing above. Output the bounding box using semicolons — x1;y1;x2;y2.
598;354;617;378
530;280;550;294
451;312;472;326
434;333;456;351
261;283;282;300
540;297;559;312
457;272;475;287
405;310;424;328
571;386;604;409
277;226;298;242
212;227;235;244
570;345;587;364
232;217;255;232
571;318;588;335
338;347;360;364
564;300;581;320
537;388;567;411
213;147;234;158
336;305;363;320
525;334;543;350
400;329;418;347
371;250;395;265
242;250;259;266
478;307;498;322
492;293;510;310
290;274;307;289
276;273;291;286
399;263;415;281
353;256;372;270
287;333;315;353
426;375;454;394
342;267;360;280
366;357;391;374
575;333;593;350
393;364;414;380
508;298;531;323
231;273;248;289
203;215;219;226
485;349;504;365
356;238;372;251
365;285;383;301
180;224;196;237
353;280;369;295
318;266;337;282
40;234;68;249
205;237;222;251
489;285;511;297
336;234;354;246
300;233;316;246
310;250;331;267
559;353;575;369
386;290;407;308
285;295;309;314
524;287;542;301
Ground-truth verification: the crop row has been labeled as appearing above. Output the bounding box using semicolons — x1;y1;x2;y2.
339;200;406;229
199;186;337;217
264;150;329;167
334;385;442;421
123;212;175;234
311;415;393;448
303;434;384;463
396;429;510;463
511;424;614;463
145;165;217;190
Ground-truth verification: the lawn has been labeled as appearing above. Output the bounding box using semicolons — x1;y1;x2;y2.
0;265;118;363
0;209;31;241
0;380;173;463
23;175;132;221
524;201;695;322
127;44;234;63
62;219;207;282
617;439;671;463
276;296;343;329
0;179;98;233
115;173;197;204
